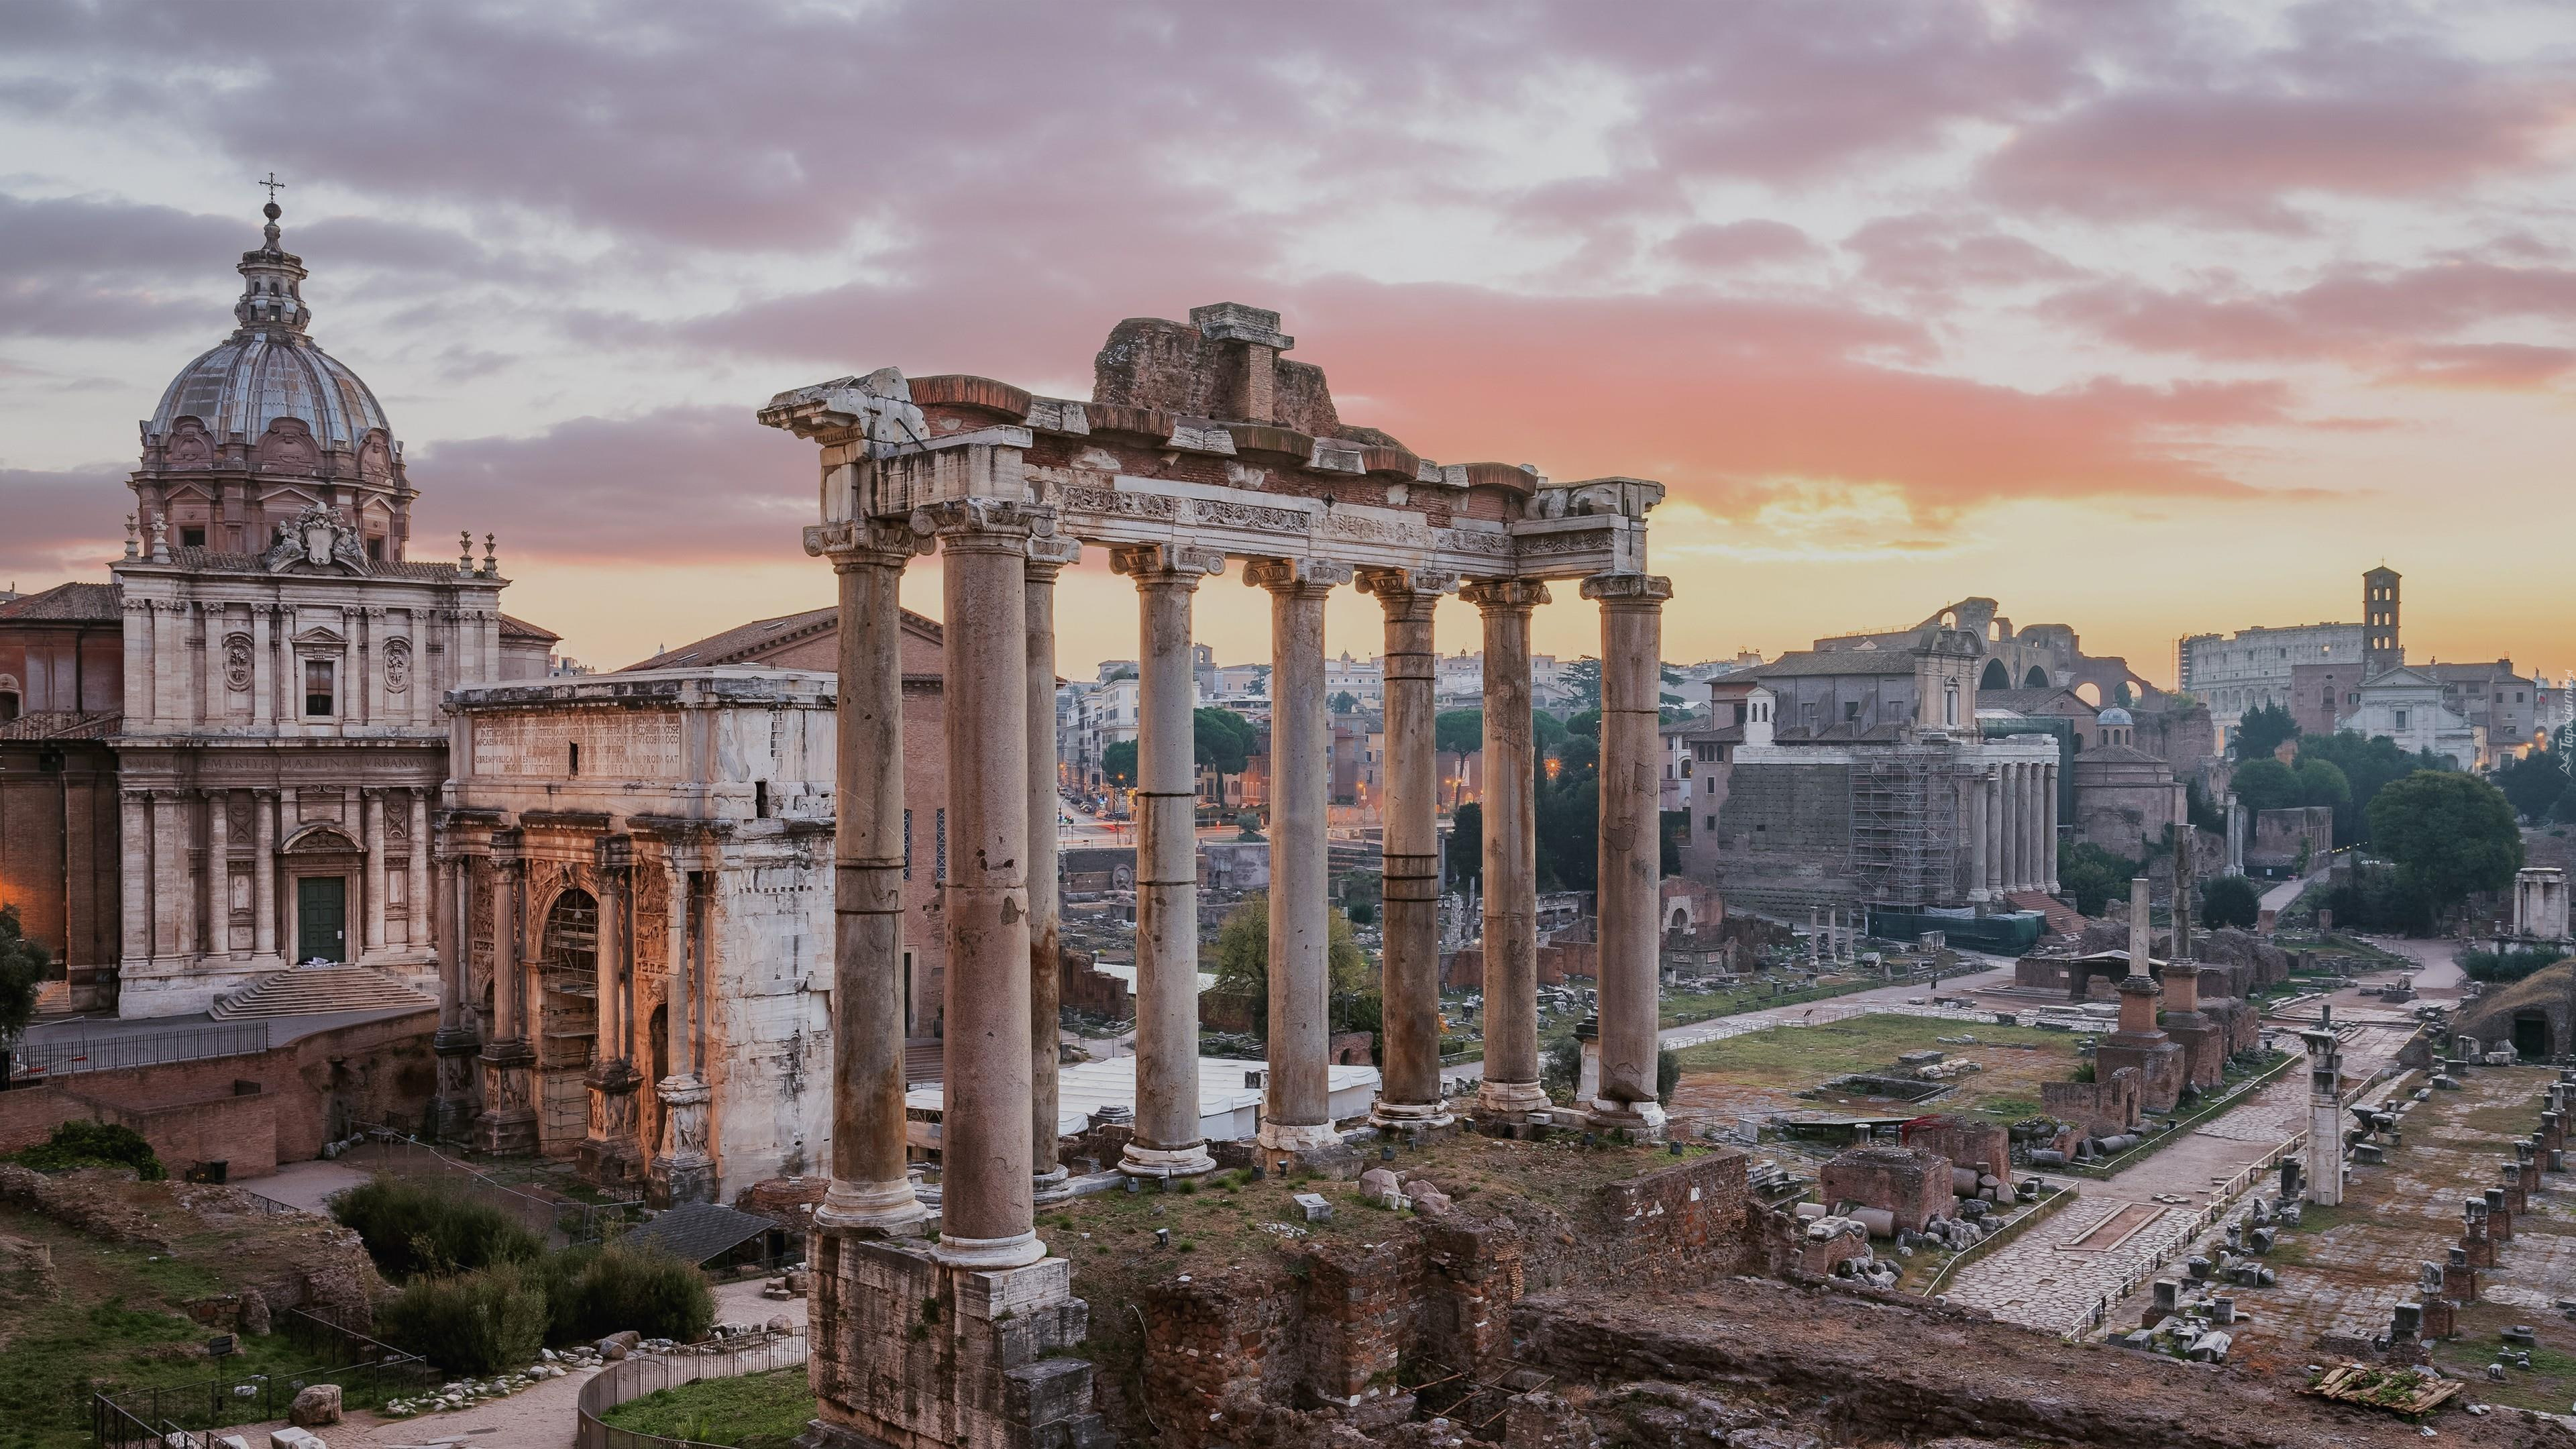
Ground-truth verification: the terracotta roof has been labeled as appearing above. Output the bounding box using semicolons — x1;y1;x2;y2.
0;711;120;741
142;546;472;582
1758;647;1917;679
1978;688;2096;716
622;605;943;673
0;582;121;623
2074;743;2167;767
498;613;559;643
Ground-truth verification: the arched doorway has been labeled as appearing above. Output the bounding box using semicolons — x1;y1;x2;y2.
1980;658;2010;691
2023;665;2050;688
2513;1011;2552;1061
535;890;600;1149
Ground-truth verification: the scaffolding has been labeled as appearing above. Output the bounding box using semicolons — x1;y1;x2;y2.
1849;748;1959;910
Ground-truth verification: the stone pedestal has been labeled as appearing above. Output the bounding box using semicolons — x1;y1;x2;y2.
801;1237;1109;1449
580;1057;647;1189
433;1025;481;1142
650;1073;715;1208
2096;976;2184;1114
475;1038;537;1156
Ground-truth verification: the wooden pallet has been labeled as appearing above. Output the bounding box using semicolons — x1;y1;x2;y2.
2299;1362;2463;1416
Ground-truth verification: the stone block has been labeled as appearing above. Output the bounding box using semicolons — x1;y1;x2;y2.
268;1432;325;1449
1818;1145;1952;1235
287;1383;341;1428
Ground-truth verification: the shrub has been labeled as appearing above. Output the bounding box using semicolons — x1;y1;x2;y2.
11;1120;164;1179
1656;1046;1680;1104
540;1244;714;1346
2201;875;2261;930
377;1263;547;1376
2457;946;2567;985
332;1174;543;1280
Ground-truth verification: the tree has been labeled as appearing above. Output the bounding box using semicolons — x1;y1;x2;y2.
2235;702;2298;761
1330;690;1359;714
2495;747;2572;820
2184;777;2225;833
2293;757;2351;814
1532;710;1568;754
2367;770;2521;922
1660;809;1688;877
1565;708;1601;739
1208;897;1373;1036
2201;875;2260;930
1561;658;1603;710
1434;708;1483;807
1447;802;1483;887
1193;706;1258;804
2232;757;2300;814
0;904;48;1049
1100;739;1137;789
2057;841;2136;917
1536;772;1598;891
2295;730;2449;845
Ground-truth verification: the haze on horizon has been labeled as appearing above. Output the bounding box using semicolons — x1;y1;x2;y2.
3;1;2573;684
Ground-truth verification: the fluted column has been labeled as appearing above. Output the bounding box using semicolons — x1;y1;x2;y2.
2026;761;2045;892
205;789;230;956
362;789;388;955
1468;582;1550;1118
119;790;148;963
1980;767;2001;896
2002;765;2025;892
921;499;1043;1269
1585;573;1671;1138
1250;556;1353;1160
252;790;277;958
1027;535;1081;1199
1110;543;1224;1179
586;839;644;1183
250;604;274;729
478;856;536;1155
2042;760;2060;892
407;790;431;949
120;602;147;731
810;521;926;1232
1362;567;1456;1130
182;602;204;729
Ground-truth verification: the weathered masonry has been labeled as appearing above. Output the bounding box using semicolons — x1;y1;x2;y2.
759;303;1669;1449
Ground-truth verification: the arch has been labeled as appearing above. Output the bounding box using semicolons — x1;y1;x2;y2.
2074;681;2103;707
1980;659;2010;691
1670;906;1690;932
2022;665;2050;688
280;821;361;855
540;888;598;977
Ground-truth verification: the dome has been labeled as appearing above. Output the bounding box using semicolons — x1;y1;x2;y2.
2096;706;2134;726
145;200;393;453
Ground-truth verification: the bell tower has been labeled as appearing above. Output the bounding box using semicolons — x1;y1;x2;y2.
2363;566;2402;676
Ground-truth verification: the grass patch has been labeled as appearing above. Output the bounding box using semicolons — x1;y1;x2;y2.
1671;1013;2081;1120
598;1365;817;1449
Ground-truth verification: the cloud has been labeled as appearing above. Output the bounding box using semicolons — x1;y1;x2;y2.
2385;342;2576;390
1843;214;2085;294
1662;220;1821;272
0;463;129;576
0;193;239;338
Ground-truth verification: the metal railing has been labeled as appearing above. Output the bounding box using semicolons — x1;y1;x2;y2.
14;1022;271;1081
90;1309;434;1446
334;1128;642;1245
575;1337;810;1449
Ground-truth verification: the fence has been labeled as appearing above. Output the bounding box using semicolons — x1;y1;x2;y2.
575;1337;810;1449
13;1022;271;1081
91;1309;435;1447
334;1128;642;1245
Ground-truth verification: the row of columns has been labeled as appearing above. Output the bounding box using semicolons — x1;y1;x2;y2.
1975;758;2058;898
119;598;492;733
812;494;1678;1283
117;784;431;961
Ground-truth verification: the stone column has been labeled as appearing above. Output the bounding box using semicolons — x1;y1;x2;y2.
1981;767;2002;896
182;602;203;729
1585;574;1672;1139
119;791;148;963
2043;761;2060;892
1111;543;1226;1179
478;857;536;1155
652;853;714;1205
1250;556;1352;1162
407;791;431;949
120;601;147;731
2002;765;2025;892
205;789;229;957
252;790;277;958
362;790;388;955
1027;535;1081;1199
154;791;191;960
811;521;926;1232
1964;771;1987;901
250;604;274;729
1362;568;1455;1130
337;608;355;729
1466;580;1550;1118
584;839;644;1186
432;851;478;1138
922;498;1043;1269
2023;762;2044;892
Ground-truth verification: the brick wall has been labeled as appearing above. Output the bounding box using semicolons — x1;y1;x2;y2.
0;1079;277;1179
1818;1144;1951;1232
1058;951;1134;1019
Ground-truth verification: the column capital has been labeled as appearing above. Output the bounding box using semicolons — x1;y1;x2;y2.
1110;542;1226;581
1025;533;1083;578
1579;572;1673;606
806;518;926;568
1243;556;1353;594
910;497;1050;552
1356;566;1460;602
1461;578;1552;612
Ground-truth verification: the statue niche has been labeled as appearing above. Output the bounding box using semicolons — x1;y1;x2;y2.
256;417;321;476
164;417;215;470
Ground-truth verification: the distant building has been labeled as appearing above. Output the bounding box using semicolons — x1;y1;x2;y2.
2339;665;2482;769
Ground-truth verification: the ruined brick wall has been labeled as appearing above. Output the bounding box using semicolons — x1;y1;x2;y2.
2042;1066;2143;1136
1058;950;1134;1019
1818;1145;1951;1232
0;1079;277;1178
1903;1116;2007;1181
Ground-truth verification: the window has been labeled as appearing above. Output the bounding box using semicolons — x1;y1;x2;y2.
0;691;17;723
1680;759;1693;779
568;742;581;775
1731;702;1747;726
1704;814;1715;830
2394;709;2409;730
755;781;771;818
366;537;383;560
180;526;205;548
903;809;912;879
303;659;335;716
1843;701;1860;721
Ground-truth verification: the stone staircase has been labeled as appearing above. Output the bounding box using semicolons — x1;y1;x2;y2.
2003;890;2086;939
209;964;437;1020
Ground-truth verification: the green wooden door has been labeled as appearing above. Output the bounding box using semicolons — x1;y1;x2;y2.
297;877;346;963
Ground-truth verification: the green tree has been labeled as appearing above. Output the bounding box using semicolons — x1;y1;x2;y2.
2293;756;2351;814
1561;659;1603;710
2495;747;2572;820
2184;778;2224;833
1100;739;1137;789
2367;770;2521;921
1536;772;1598;891
1532;710;1568;754
2235;702;2298;761
2057;841;2136;917
2232;757;2299;814
1565;708;1602;739
1208;897;1373;1036
1447;801;1483;887
0;905;50;1073
2295;730;2449;845
1193;707;1258;804
1434;708;1483;807
2201;875;2260;930
1330;690;1358;714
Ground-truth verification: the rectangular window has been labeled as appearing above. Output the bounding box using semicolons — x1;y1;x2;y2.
2395;709;2409;729
568;741;581;775
1704;814;1715;830
1844;701;1860;721
303;659;335;716
934;808;947;882
755;780;770;818
903;809;913;880
180;526;206;548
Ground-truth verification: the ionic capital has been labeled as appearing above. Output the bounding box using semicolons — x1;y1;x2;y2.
1242;556;1354;594
1026;533;1083;579
910;498;1050;553
1356;567;1460;603
1110;543;1227;583
804;518;926;568
1460;578;1552;613
1578;572;1673;607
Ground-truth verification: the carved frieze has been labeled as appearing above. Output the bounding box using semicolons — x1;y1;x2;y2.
385;638;412;694
223;635;254;692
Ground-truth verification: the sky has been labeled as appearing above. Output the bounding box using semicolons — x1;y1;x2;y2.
3;1;2573;685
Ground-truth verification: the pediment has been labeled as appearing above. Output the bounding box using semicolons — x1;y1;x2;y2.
291;625;348;648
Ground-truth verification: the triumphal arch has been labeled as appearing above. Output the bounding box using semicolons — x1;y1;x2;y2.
758;303;1668;1449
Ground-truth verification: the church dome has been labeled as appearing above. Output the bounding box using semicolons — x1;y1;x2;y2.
2096;706;2134;726
146;200;393;453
